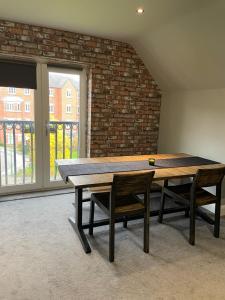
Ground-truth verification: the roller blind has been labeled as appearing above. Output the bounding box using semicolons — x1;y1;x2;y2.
0;60;37;89
48;63;83;71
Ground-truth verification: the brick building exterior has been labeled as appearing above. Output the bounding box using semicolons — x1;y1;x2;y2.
0;87;34;121
0;19;161;157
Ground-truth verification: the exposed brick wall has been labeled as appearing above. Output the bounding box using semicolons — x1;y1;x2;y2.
0;19;161;157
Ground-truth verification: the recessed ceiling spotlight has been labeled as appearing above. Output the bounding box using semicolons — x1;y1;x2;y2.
136;7;144;15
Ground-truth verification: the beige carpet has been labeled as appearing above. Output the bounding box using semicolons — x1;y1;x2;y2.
1;194;225;300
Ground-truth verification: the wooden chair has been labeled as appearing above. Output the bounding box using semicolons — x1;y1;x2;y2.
158;167;225;245
89;171;155;262
122;181;162;228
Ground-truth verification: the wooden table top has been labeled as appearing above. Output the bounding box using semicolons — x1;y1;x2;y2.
57;153;224;189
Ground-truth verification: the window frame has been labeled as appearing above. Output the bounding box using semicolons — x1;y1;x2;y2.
25;101;31;112
5;102;21;112
49;88;54;97
49;103;54;113
66;104;72;114
24;88;30;96
66;88;72;98
0;59;87;195
8;87;16;95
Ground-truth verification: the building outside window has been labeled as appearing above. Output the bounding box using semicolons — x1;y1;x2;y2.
5;102;21;112
66;89;72;98
49;88;54;97
8;87;16;95
24;88;30;96
17;103;21;111
66;104;72;113
49;103;54;113
25;102;30;112
6;133;13;144
5;103;13;112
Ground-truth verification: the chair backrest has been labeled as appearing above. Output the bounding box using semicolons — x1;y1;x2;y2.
111;171;155;208
193;167;225;188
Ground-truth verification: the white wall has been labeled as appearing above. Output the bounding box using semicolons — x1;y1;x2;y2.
133;1;225;91
158;88;225;202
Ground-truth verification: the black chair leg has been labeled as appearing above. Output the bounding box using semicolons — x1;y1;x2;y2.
158;191;165;223
185;208;190;218
89;200;95;236
214;200;221;238
189;203;196;245
123;216;127;228
109;218;115;262
144;209;150;253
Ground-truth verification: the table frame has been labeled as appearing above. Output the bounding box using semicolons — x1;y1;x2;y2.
58;153;224;254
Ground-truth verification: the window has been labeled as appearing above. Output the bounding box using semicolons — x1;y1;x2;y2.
8;87;16;95
25;102;30;112
24;88;30;95
49;88;54;97
66;89;72;98
5;102;21;112
6;133;13;144
66;104;72;113
5;103;13;111
17;134;22;142
49;103;54;113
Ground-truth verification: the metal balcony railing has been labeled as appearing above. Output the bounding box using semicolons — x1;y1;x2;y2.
0;120;79;186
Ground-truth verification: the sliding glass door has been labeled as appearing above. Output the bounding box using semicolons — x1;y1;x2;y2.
0;61;86;194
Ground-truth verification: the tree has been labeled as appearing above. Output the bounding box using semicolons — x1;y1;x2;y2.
49;126;78;177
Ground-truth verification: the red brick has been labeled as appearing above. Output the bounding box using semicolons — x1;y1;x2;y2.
0;18;161;157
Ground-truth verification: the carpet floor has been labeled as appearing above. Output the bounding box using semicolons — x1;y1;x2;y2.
1;193;225;300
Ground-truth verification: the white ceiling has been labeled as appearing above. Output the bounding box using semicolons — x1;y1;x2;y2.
0;0;224;91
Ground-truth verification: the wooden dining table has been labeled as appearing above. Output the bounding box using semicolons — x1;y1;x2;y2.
57;153;225;254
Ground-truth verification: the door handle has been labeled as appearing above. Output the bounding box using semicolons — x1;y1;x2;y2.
45;121;50;136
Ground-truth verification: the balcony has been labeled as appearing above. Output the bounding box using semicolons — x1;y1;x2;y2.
0;120;79;186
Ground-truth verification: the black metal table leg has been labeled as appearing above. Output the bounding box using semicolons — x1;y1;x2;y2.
69;188;91;253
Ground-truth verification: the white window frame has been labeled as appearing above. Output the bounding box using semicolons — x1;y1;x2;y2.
0;61;87;195
66;104;72;114
25;102;30;112
49;88;54;97
24;88;30;96
5;102;13;112
17;103;21;111
66;88;72;98
5;102;21;112
8;87;16;95
44;66;87;189
49;103;54;113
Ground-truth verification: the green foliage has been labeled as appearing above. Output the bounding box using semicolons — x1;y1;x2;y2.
49;128;78;176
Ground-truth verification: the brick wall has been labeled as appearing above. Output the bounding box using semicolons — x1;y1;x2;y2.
0;19;161;157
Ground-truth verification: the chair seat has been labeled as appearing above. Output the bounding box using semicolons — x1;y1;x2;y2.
88;186;111;193
166;183;217;206
91;192;145;216
89;183;161;193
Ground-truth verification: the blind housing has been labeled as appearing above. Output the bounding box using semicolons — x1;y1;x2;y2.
0;60;37;89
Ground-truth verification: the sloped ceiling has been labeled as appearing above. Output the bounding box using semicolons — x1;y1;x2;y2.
133;0;225;91
0;0;224;91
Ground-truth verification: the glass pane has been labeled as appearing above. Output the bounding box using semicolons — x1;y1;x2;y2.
0;87;35;186
48;71;80;181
